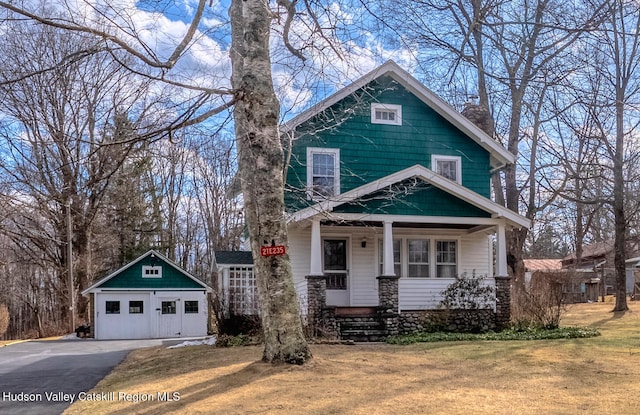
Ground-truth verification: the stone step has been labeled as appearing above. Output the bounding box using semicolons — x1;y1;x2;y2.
338;320;384;329
340;329;388;342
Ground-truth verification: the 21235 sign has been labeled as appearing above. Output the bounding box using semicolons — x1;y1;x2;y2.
260;245;286;257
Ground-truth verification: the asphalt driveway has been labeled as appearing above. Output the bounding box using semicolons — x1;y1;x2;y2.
0;337;187;415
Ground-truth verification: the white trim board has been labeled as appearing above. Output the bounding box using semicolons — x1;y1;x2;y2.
286;164;530;229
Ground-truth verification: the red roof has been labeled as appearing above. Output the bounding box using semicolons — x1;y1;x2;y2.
523;259;563;271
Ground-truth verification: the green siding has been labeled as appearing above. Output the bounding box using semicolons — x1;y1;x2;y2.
332;182;491;217
285;76;492;214
99;256;204;289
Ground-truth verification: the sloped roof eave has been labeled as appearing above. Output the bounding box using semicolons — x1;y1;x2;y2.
281;60;515;167
81;250;211;295
286;164;530;229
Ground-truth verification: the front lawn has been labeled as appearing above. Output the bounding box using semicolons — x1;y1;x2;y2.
64;301;640;415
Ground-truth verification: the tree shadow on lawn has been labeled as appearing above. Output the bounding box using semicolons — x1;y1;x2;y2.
589;308;630;329
104;359;285;415
102;344;476;415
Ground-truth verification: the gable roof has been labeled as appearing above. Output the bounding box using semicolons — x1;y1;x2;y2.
287;164;530;228
215;251;254;265
82;250;210;294
282;60;515;170
562;241;612;263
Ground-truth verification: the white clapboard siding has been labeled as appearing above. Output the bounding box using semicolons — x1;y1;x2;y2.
288;227;312;313
459;234;492;277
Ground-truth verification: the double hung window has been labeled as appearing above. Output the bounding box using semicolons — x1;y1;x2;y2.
307;148;340;200
432;155;462;184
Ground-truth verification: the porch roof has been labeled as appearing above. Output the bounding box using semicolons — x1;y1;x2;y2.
286;164;530;229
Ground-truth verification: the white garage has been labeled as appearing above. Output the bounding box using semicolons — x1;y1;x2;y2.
82;250;211;340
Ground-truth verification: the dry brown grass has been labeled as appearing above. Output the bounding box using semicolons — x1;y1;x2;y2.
64;301;640;415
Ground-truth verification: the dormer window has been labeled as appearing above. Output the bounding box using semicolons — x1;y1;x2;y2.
142;265;162;278
307;147;340;200
432;155;462;184
371;103;402;125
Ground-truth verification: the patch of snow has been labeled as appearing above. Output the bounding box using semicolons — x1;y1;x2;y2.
61;333;84;340
167;336;217;349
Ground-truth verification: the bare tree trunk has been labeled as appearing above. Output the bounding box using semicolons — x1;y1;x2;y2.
613;97;628;311
229;0;311;364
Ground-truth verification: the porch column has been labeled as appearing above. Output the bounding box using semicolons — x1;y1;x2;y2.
382;220;395;276
494;220;511;330
309;219;323;276
306;219;327;336
496;221;507;277
378;221;399;334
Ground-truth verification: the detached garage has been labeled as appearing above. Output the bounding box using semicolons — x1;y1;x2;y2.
82;250;212;340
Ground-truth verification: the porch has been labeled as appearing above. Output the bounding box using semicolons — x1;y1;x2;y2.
298;216;513;340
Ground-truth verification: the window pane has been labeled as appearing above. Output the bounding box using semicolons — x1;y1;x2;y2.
129;301;143;314
313;176;335;197
437;241;457;263
408;239;429;262
184;301;199;314
106;301;120;314
161;301;176;314
313;153;334;176
409;264;430;278
437;160;457;181
324;240;346;271
437;265;457;278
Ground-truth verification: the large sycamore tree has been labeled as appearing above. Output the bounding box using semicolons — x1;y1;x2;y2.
229;0;310;363
0;0;313;363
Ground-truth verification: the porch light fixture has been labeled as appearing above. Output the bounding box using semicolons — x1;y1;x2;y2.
361;238;367;248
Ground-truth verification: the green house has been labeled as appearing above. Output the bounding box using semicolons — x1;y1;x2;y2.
82;250;211;340
282;61;529;338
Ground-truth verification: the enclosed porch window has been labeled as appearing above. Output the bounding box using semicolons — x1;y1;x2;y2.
378;237;458;278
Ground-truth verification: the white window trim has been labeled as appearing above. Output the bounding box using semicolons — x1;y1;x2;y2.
432;154;462;184
377;235;461;278
142;265;162;278
307;147;340;201
371;103;402;125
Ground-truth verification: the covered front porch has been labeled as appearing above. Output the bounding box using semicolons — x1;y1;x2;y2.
294;214;514;338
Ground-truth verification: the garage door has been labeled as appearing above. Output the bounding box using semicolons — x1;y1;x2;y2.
96;293;151;339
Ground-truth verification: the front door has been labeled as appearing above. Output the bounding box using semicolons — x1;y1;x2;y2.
324;239;349;306
157;297;182;338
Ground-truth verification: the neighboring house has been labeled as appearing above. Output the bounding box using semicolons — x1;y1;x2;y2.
524;259;599;303
214;251;257;316
523;259;562;288
562;240;640;296
281;60;530;339
624;257;640;299
82;250;211;340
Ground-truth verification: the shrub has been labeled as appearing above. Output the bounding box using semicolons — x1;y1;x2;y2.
215;334;261;347
440;272;495;310
512;271;567;329
386;326;600;345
